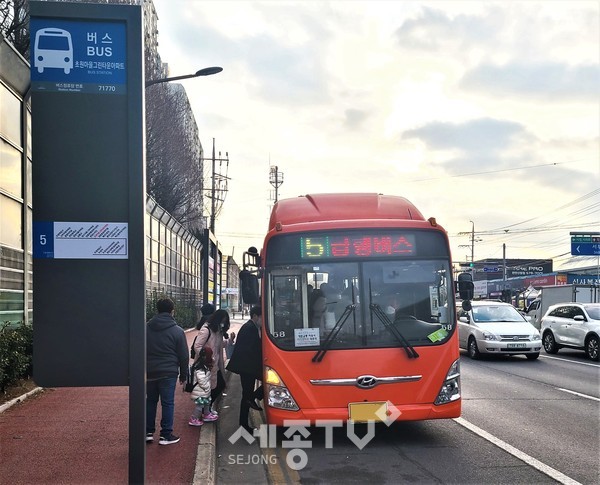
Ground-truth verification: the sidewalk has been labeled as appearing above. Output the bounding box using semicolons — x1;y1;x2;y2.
0;321;250;485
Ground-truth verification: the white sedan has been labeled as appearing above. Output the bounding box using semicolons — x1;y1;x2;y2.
457;300;542;360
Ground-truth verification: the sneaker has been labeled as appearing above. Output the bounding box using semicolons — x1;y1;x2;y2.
146;433;154;443
202;412;219;422
158;433;180;445
188;417;204;427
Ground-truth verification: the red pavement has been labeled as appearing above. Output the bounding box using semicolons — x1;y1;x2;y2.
0;330;207;485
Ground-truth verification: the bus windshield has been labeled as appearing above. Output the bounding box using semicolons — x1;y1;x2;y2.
265;230;454;351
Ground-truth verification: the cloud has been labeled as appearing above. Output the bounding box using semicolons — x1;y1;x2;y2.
157;6;331;106
461;62;600;101
395;6;500;52
402;118;527;153
343;109;369;130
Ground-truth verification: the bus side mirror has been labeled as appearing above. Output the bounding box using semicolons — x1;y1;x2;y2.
243;246;260;269
456;272;474;302
240;269;259;304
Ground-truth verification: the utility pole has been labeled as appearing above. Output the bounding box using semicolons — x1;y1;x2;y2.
199;138;230;306
200;138;230;232
458;220;482;271
470;221;475;263
269;165;284;204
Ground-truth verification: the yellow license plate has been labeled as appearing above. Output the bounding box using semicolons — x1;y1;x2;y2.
348;401;387;422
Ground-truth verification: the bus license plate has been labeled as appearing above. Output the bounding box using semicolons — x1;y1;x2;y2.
348;401;387;422
507;343;526;348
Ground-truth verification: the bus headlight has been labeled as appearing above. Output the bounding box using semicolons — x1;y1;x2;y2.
265;366;299;411
434;359;461;405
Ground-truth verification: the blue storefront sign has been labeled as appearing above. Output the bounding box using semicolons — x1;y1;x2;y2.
30;18;126;94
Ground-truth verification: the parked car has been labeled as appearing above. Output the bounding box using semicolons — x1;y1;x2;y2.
457;300;542;360
540;303;600;361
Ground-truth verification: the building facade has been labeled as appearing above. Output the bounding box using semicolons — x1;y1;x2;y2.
0;35;32;324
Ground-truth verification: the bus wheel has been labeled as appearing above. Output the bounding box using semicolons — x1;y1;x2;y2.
467;337;480;359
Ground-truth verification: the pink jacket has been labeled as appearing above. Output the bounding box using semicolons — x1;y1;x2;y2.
193;324;225;389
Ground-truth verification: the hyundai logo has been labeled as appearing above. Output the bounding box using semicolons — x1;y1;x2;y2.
356;375;378;389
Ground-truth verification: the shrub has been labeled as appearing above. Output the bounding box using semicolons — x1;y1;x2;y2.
146;290;199;329
0;321;33;393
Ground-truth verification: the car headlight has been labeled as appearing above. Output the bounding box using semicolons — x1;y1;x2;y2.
530;333;540;341
482;332;500;341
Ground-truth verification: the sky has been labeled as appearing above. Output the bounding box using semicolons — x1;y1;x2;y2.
152;0;599;270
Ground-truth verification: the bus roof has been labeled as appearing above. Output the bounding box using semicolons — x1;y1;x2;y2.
269;193;426;229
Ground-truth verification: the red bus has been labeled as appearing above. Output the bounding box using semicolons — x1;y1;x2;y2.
240;193;473;425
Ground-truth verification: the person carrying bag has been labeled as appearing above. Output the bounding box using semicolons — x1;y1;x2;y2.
192;309;230;417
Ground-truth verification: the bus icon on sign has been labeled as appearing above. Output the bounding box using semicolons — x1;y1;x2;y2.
34;28;73;74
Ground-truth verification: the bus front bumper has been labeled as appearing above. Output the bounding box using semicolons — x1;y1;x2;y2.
264;399;461;427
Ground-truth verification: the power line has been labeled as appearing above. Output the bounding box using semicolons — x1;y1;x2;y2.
410;159;585;182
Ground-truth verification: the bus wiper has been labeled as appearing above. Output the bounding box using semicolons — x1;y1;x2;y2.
312;304;356;363
370;303;419;359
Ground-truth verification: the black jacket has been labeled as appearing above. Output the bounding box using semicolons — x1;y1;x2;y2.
146;312;189;381
226;319;262;380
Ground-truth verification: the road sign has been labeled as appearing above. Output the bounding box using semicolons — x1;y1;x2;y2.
483;267;499;272
571;235;600;256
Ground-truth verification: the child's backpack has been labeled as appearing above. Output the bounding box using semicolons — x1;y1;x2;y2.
183;366;196;393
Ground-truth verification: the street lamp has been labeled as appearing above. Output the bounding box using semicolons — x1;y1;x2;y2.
145;66;223;88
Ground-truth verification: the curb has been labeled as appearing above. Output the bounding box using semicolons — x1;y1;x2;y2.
0;386;43;414
193;419;216;485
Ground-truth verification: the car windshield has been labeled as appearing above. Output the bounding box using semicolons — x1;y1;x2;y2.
584;306;600;320
472;305;524;323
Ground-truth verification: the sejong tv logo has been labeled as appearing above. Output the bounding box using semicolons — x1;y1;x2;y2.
228;400;401;471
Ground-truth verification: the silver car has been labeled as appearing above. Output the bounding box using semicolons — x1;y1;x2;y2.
540;302;600;361
458;300;542;360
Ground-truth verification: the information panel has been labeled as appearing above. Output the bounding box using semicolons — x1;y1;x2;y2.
30;1;144;390
30;17;126;94
33;221;128;259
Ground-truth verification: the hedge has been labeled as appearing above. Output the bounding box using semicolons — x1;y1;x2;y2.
0;321;33;393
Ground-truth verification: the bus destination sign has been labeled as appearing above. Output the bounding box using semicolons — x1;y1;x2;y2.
300;234;416;260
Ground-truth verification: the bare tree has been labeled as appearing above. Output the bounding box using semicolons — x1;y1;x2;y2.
146;82;204;230
0;0;29;57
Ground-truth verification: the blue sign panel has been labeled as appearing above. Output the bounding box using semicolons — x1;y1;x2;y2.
30;18;126;94
571;235;600;256
571;242;600;256
33;221;55;258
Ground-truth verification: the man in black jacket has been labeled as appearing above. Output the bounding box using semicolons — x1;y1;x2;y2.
146;298;189;445
226;305;263;433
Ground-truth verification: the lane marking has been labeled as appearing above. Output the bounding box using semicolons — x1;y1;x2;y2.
454;417;582;485
555;388;600;402
540;354;600;368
